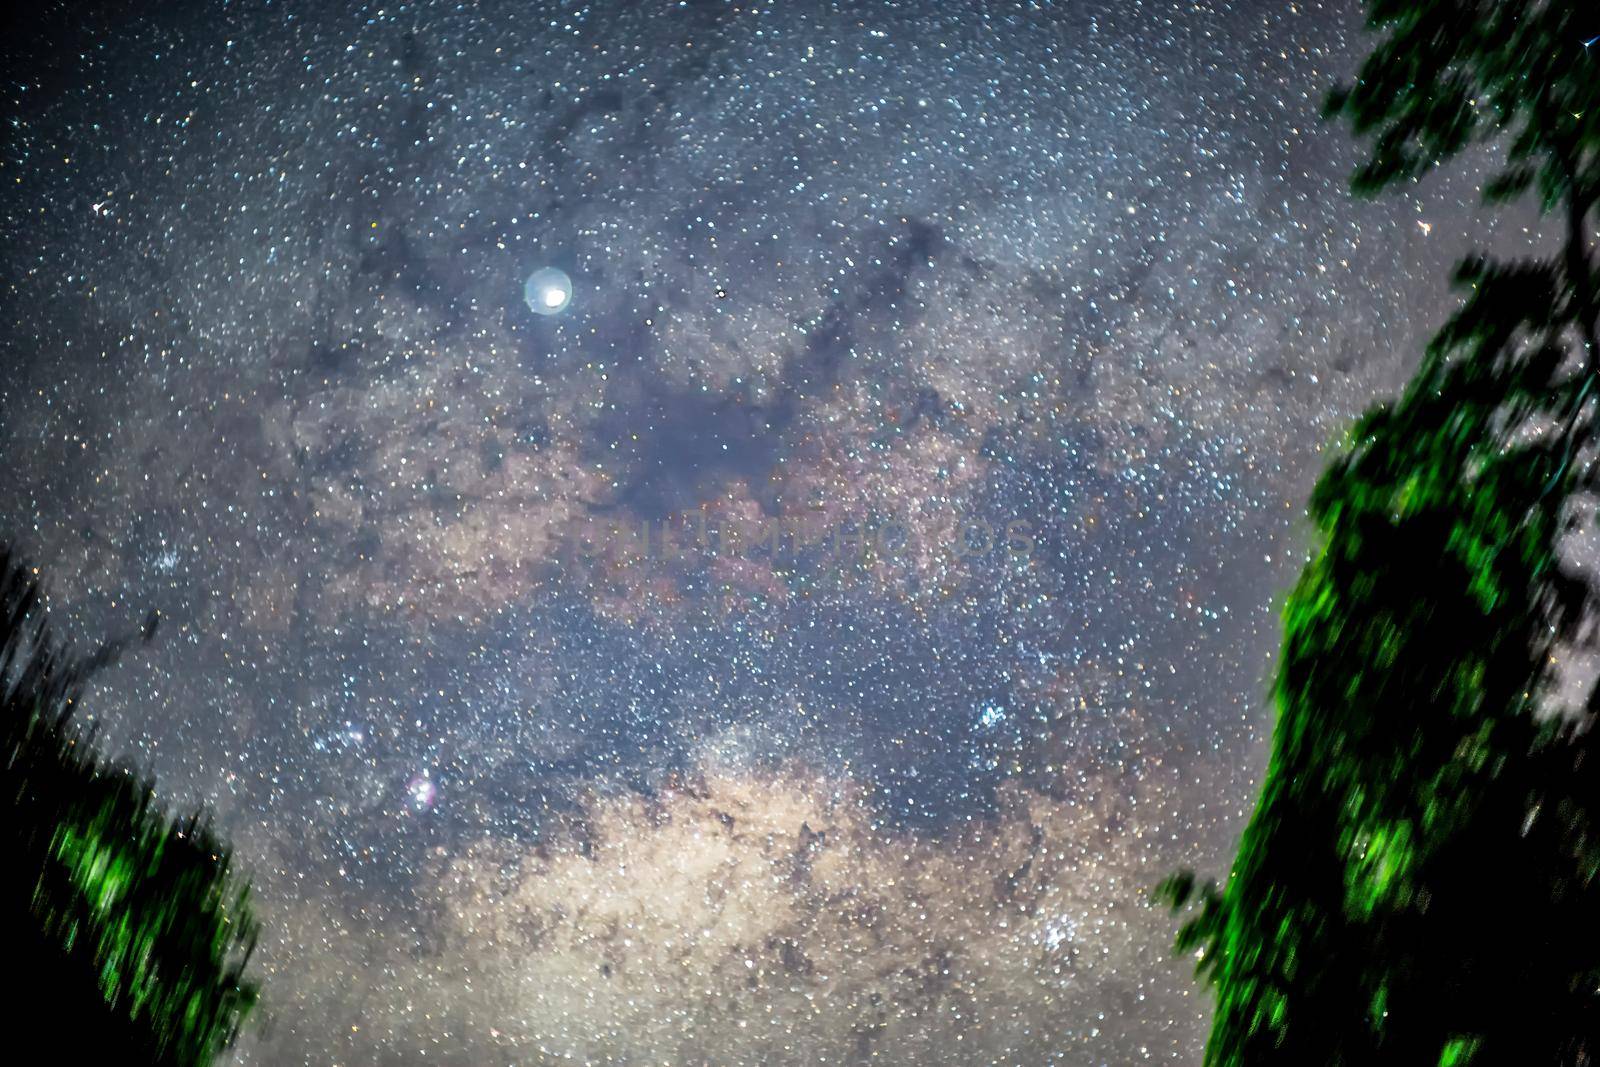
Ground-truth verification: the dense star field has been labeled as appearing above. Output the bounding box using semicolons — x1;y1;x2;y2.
0;0;1523;1062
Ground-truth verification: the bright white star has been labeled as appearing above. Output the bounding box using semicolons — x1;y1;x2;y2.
524;267;572;315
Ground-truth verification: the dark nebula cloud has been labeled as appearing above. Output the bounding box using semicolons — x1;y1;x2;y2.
0;0;1518;1062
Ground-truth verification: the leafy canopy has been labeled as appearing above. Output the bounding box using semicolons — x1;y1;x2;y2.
1162;3;1600;1064
0;549;258;1064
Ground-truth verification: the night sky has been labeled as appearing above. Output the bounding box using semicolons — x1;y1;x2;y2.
0;1;1517;1063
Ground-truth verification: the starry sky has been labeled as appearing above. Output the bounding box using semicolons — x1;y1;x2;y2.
0;1;1517;1063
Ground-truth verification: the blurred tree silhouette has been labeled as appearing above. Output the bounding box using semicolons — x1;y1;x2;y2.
1;548;257;1064
1162;2;1600;1064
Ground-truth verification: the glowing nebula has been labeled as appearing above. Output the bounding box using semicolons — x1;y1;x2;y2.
406;773;437;811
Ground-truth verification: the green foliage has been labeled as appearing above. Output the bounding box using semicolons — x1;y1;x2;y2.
0;549;257;1063
1165;2;1600;1063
